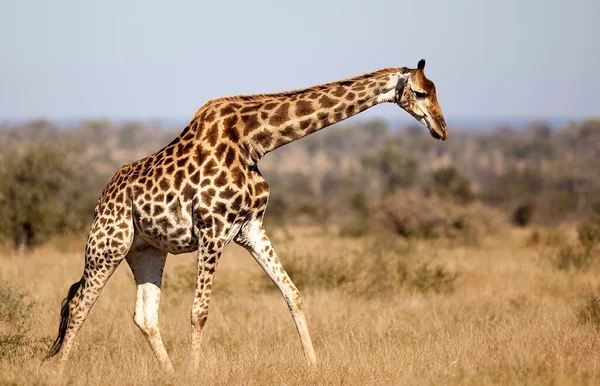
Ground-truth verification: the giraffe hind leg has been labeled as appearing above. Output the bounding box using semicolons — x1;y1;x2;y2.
125;240;174;373
47;215;134;369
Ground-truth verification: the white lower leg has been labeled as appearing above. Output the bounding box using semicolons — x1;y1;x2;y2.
134;283;173;373
285;293;317;364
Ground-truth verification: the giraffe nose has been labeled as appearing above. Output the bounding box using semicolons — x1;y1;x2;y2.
439;124;447;140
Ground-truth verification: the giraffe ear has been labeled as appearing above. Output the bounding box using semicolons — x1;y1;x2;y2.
417;59;426;71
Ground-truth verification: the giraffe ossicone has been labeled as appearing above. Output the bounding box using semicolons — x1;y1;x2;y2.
47;60;447;372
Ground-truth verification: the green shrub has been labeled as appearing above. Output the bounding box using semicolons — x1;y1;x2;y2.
0;280;44;360
577;299;600;328
410;262;458;294
258;239;458;298
432;167;475;205
0;145;77;250
552;213;600;271
370;192;507;245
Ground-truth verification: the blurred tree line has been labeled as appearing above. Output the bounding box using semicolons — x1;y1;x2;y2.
0;117;599;249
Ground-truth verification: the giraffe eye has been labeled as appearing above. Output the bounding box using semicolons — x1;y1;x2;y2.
414;91;427;98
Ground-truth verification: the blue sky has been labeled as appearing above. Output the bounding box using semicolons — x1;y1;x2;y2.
0;0;598;122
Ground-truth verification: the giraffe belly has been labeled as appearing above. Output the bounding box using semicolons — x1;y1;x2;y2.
132;203;247;255
132;202;199;255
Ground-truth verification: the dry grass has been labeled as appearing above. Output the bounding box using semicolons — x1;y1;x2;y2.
1;227;600;385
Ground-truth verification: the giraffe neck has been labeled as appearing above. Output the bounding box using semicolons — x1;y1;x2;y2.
193;68;405;165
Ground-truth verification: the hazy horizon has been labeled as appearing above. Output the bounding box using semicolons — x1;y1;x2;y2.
1;0;599;122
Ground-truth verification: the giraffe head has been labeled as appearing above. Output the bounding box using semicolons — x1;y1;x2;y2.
396;59;447;140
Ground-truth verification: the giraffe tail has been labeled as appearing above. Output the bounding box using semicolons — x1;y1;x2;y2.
46;279;83;359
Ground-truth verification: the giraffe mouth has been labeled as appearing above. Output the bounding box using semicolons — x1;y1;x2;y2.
421;115;447;141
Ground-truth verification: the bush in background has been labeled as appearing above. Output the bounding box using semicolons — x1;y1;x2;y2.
369;191;507;245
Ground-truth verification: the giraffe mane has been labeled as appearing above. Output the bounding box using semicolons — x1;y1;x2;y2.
190;67;405;121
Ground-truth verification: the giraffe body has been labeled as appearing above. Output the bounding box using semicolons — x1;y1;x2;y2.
48;61;447;372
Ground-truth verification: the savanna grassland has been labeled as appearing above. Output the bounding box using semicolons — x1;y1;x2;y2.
1;118;599;384
2;224;600;385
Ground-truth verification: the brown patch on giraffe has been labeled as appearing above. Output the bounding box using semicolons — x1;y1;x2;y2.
299;119;312;131
190;171;200;184
295;100;314;117
220;104;237;116
203;159;218;176
318;95;337;108
317;112;329;121
240;104;259;114
231;195;242;211
182;184;195;201
163;155;174;165
215;143;228;161
201;188;215;206
334;104;345;113
186;163;195;176
166;193;175;204
269;103;290;127
153;205;165;216
204;109;216;123
219;187;236;200
180;141;194;156
242;113;260;135
357;96;370;105
280;125;299;139
173;170;185;190
214;171;228;187
159;178;170;192
252;129;272;147
193;145;211;165
263;102;278;110
144;179;153;191
168;199;183;220
223;116;240;142
132;185;143;198
226;212;237;223
225;147;236;167
332;86;346;97
141;203;152;215
213;202;227;216
254;181;269;194
231;167;245;188
171;228;186;238
176;157;188;168
205;123;219;147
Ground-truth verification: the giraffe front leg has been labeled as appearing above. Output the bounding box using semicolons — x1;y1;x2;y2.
189;241;222;371
235;221;317;365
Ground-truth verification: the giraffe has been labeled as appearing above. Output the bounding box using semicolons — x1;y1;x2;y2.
47;59;447;372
